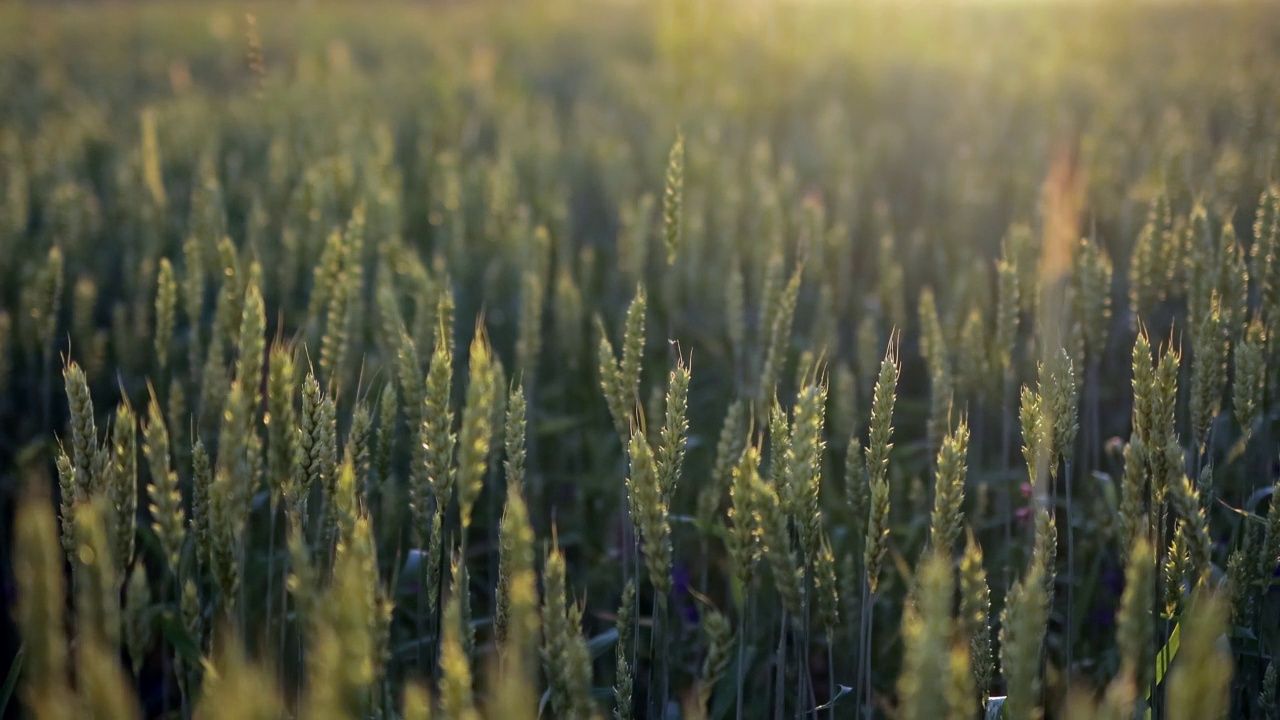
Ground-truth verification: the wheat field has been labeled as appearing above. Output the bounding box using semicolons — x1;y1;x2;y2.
0;1;1278;719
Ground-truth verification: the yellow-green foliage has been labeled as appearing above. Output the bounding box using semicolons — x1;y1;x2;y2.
4;3;1280;719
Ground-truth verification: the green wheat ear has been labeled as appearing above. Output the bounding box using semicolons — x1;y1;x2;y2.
662;130;684;265
1115;535;1154;704
198;626;285;720
1071;235;1112;366
687;608;733;720
613;579;636;720
897;551;954;720
927;419;969;559
73;497;121;652
123;560;152;676
864;339;899;596
999;555;1049;720
107;398;138;583
13;478;72;717
143;384;185;577
457;325;497;531
439;555;479;720
628;429;672;598
497;480;538;666
63;358;99;494
1233;315;1266;443
656;357;690;504
959;531;992;709
1167;591;1232;720
154;257;176;373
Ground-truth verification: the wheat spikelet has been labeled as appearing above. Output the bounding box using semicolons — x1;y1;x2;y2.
1233;315;1266;442
73;497;121;651
198;627;284;720
123;560;152;676
439;556;479;720
898;551;954;720
76;631;141;720
496;481;538;665
457;327;497;530
422;316;457;520
266;344;296;504
758;265;800;406
191;440;212;576
106;399;137;580
999;556;1049;720
1167;591;1232;720
155;257;176;372
959;531;992;708
143;386;185;576
1117;535;1154;702
928;420;969;558
613;580;636;720
688;608;733;719
628;431;672;598
13;480;71;718
657;358;690;504
864;343;899;595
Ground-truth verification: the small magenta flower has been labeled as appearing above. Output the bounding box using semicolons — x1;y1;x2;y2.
1015;482;1034;524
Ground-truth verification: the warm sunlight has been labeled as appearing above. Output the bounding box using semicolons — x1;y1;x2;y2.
0;1;1275;719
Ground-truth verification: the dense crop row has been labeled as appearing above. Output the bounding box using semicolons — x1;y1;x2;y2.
1;2;1279;719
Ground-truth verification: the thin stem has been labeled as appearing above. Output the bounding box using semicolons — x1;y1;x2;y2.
737;596;748;720
649;594;661;720
417;544;427;672
266;495;278;661
799;586;810;718
1001;372;1014;592
1151;502;1166;719
1087;362;1100;476
632;537;641;694
661;598;671;720
855;578;869;719
826;635;836;720
161;576;173;718
42;345;53;432
863;592;875;720
431;528;449;682
774;610;787;720
238;532;247;654
1065;457;1075;680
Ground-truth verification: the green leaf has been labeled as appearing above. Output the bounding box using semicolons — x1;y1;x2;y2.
810;684;852;712
586;628;618;660
0;643;24;717
158;610;203;667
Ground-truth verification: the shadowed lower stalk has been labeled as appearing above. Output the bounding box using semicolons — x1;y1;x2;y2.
662;598;672;719
418;541;429;674
859;581;873;720
265;496;279;662
1152;503;1167;718
1065;457;1074;678
775;610;787;720
279;529;289;697
633;530;641;703
737;596;749;720
1002;372;1013;590
1086;361;1100;479
827;637;835;720
799;587;813;717
648;595;665;720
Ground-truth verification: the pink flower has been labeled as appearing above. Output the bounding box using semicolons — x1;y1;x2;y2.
1015;482;1034;524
